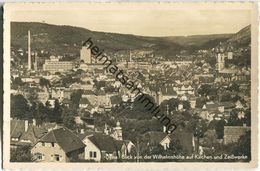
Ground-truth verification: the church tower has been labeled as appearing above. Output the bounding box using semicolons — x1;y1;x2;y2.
112;121;123;140
227;43;234;60
215;42;225;71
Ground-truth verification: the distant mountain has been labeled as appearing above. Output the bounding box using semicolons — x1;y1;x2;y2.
11;22;250;59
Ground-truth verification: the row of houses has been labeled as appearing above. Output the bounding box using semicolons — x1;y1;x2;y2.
11;117;250;162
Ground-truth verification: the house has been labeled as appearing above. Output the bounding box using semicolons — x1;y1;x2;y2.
140;131;167;152
10;118;56;148
161;131;195;155
115;140;136;158
51;88;64;101
31;127;85;162
79;97;91;109
201;101;221;121
110;95;122;107
62;98;71;107
80;116;95;129
178;85;194;95
189;95;197;109
235;100;247;109
157;87;178;104
223;124;250;144
46;98;56;108
81;133;119;162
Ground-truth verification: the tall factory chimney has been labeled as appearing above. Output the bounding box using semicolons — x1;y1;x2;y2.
28;30;31;70
34;52;38;71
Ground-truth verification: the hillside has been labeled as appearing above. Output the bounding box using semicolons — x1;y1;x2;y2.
11;22;250;58
227;25;251;47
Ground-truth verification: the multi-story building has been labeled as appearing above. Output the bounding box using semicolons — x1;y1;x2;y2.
214;42;234;71
80;46;91;64
43;56;74;73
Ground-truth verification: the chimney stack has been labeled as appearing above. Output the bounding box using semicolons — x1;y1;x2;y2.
34;52;38;70
28;30;31;70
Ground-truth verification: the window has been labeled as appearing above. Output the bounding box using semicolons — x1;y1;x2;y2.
51;142;55;147
89;151;97;158
54;154;60;161
42;142;45;146
35;153;44;161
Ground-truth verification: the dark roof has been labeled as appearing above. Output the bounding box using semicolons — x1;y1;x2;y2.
11;119;55;145
11;119;25;138
81;117;94;125
21;126;48;143
79;98;91;105
218;101;235;109
205;103;218;109
38;127;85;153
77;131;95;140
88;133;118;152
114;140;125;150
110;95;122;104
161;87;177;96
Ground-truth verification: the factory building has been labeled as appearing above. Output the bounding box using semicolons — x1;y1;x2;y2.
43;56;74;73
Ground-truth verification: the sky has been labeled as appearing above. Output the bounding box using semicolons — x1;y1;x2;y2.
10;4;251;37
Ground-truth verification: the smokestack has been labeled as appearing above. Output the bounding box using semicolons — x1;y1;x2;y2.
34;52;38;70
28;30;31;70
129;51;132;62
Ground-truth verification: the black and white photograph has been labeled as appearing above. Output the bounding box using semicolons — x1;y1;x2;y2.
3;2;258;169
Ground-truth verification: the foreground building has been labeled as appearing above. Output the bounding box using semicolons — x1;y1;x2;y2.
31;127;85;162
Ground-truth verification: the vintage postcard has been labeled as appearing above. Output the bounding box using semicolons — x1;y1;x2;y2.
3;2;258;169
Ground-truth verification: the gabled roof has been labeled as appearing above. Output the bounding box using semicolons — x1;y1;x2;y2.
77;131;96;140
38;127;85;153
79;98;91;105
88;133;118;152
11;119;56;145
21;126;48;143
